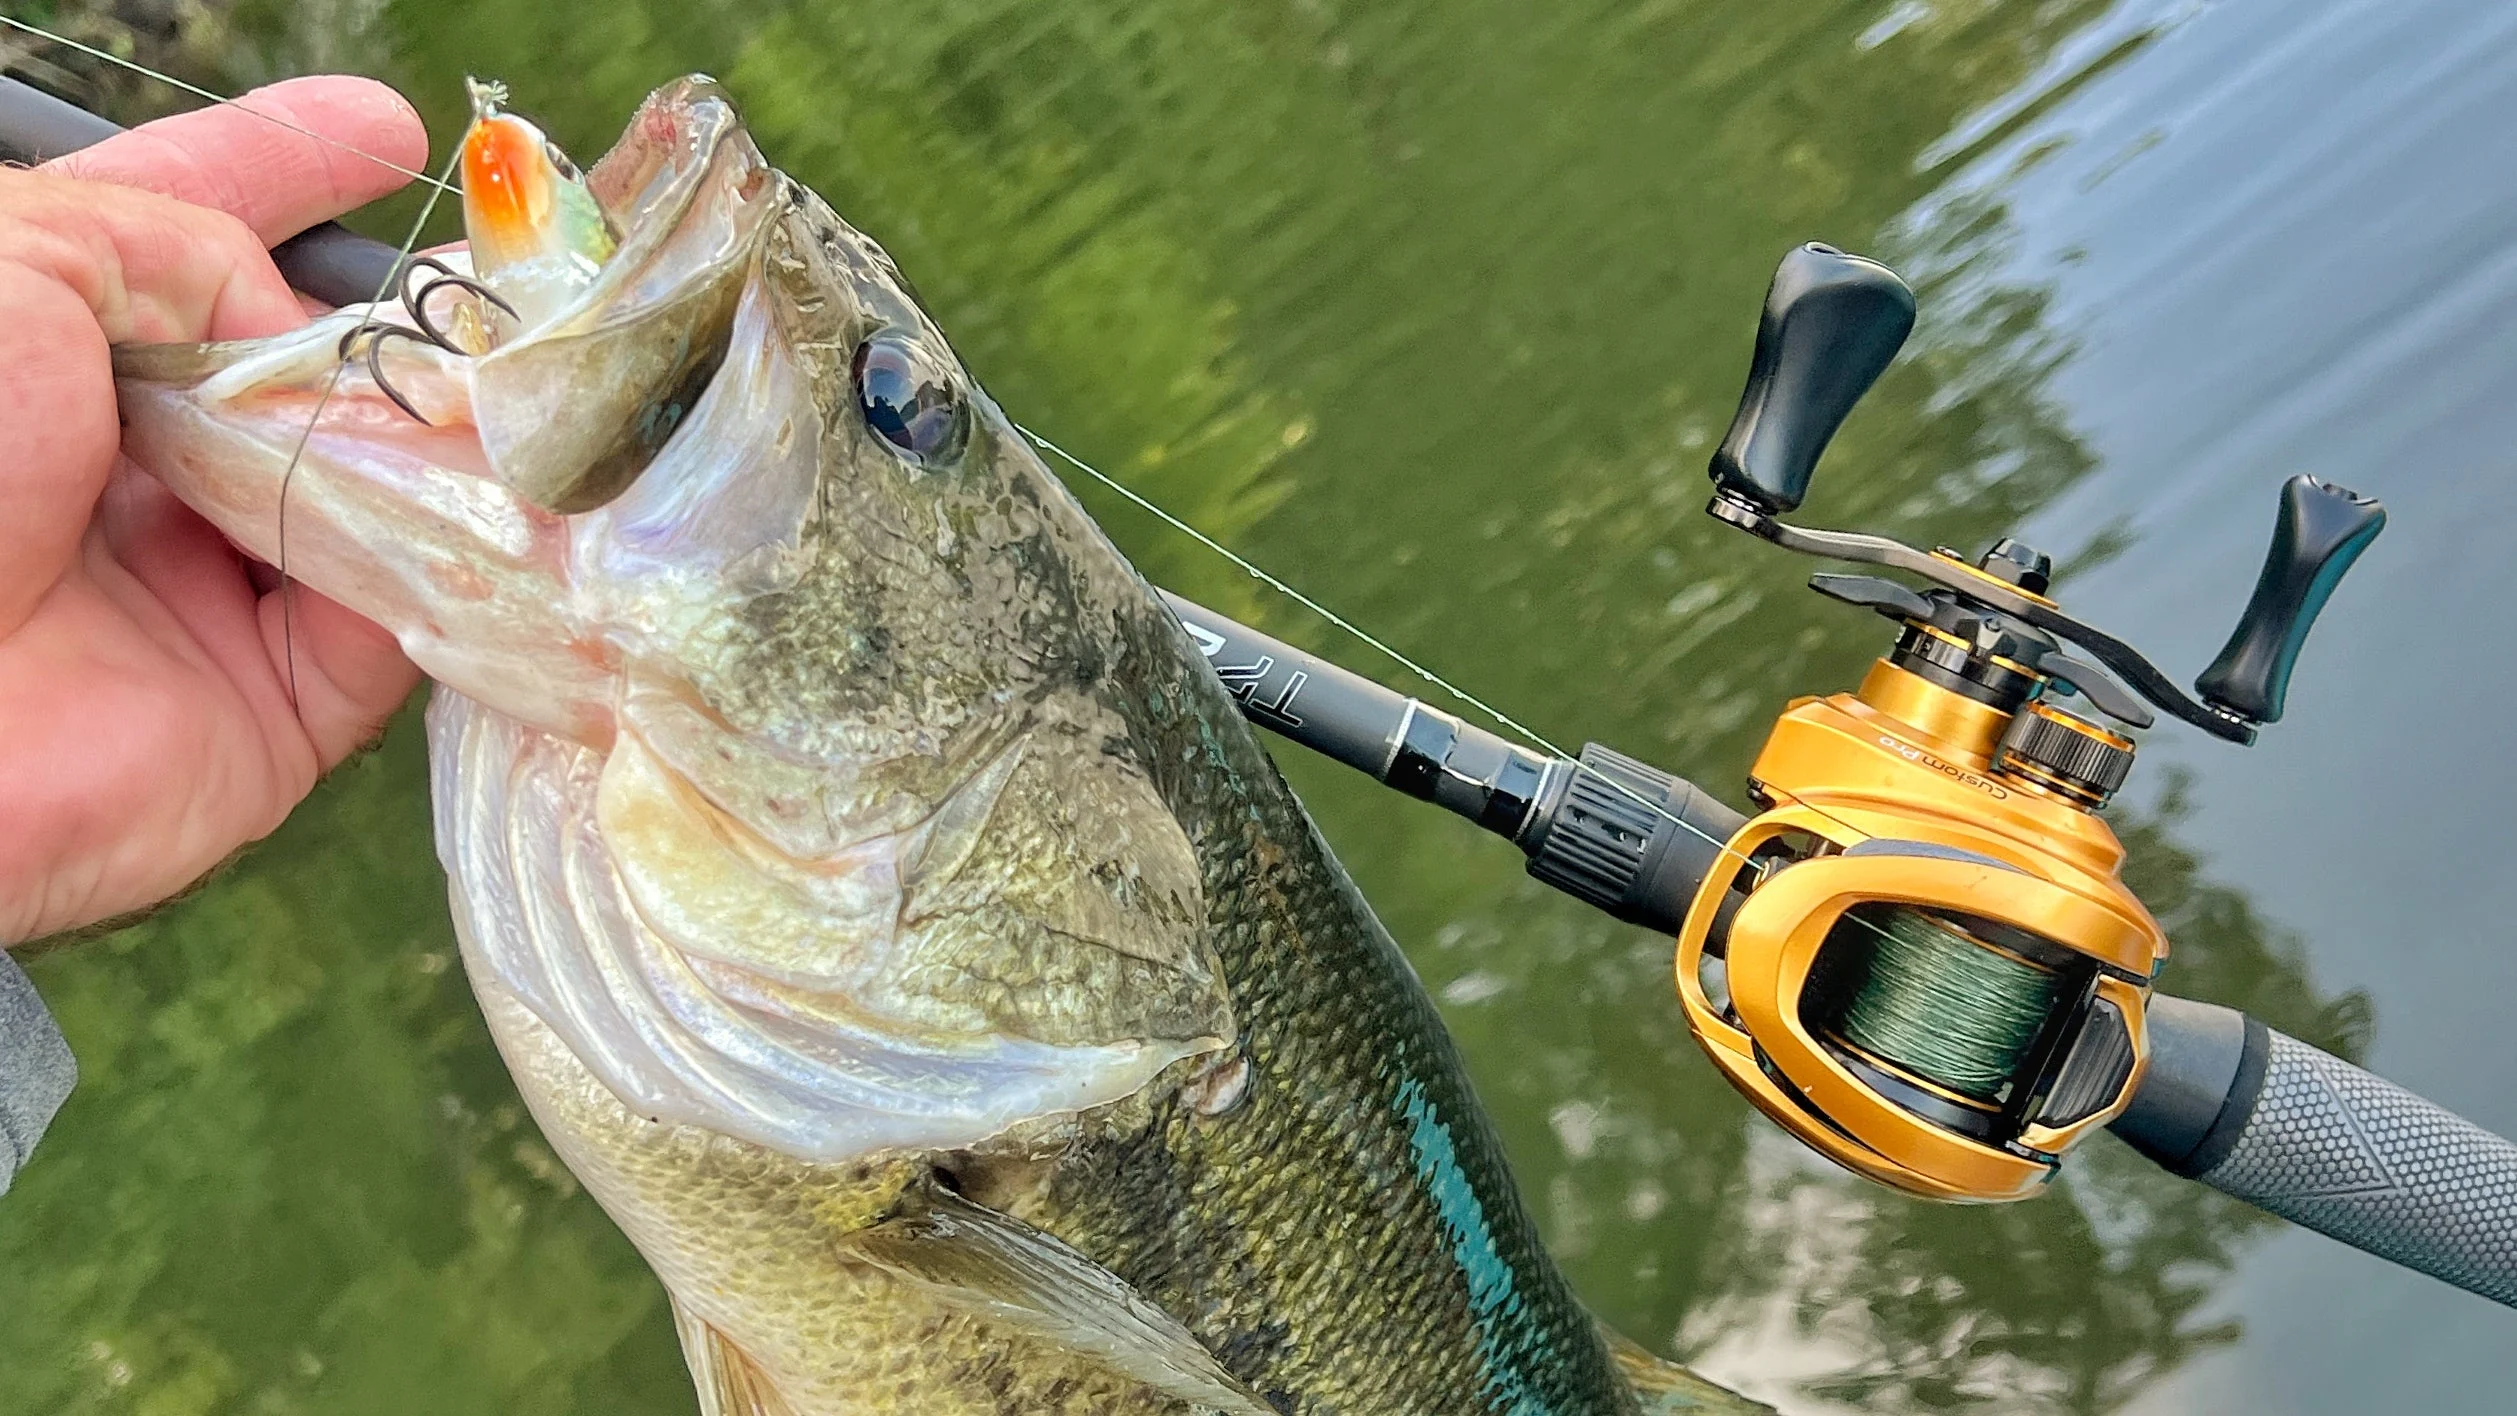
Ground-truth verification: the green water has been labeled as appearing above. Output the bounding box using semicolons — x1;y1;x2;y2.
11;0;2505;1410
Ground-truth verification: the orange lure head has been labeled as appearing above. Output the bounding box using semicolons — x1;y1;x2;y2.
459;78;616;333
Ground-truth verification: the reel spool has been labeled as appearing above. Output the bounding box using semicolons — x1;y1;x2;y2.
1671;245;2385;1202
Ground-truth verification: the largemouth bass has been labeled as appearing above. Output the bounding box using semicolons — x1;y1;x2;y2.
112;77;1763;1416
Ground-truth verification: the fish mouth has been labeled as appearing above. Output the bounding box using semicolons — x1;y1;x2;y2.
467;75;785;514
108;78;800;742
114;76;784;512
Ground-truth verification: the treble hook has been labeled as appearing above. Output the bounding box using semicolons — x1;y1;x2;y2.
336;323;439;425
399;255;519;351
335;257;521;425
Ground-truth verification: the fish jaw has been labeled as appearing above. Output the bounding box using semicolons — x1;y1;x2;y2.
112;319;616;742
110;77;788;744
467;77;782;514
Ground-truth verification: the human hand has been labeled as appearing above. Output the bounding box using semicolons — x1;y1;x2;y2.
0;78;427;942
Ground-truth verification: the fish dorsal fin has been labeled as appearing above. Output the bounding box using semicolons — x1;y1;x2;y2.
1603;1327;1776;1416
843;1184;1277;1416
672;1299;798;1416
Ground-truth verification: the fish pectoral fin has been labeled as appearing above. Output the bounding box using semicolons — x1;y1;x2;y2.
842;1184;1278;1416
672;1297;799;1416
1602;1325;1775;1416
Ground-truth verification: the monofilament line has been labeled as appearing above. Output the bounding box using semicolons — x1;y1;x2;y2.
1020;425;1572;758
0;14;459;194
274;137;469;713
1021;427;1911;940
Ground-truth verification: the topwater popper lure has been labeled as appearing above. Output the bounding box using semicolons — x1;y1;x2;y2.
457;77;617;335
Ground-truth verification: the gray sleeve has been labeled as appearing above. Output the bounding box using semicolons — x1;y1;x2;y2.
2118;998;2517;1307
2198;1029;2517;1307
0;948;76;1195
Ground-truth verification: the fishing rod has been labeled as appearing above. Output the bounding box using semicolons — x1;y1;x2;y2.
9;75;2517;1308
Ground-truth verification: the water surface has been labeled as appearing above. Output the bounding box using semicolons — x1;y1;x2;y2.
1;0;2507;1410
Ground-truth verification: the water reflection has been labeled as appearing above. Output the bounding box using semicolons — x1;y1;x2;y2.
0;0;2383;1411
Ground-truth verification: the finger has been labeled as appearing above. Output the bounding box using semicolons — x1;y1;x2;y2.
0;174;304;632
256;583;421;769
46;76;428;247
0;170;302;341
0;259;116;634
96;469;411;775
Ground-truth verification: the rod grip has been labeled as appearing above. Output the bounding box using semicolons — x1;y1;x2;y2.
0;75;404;308
2122;998;2517;1308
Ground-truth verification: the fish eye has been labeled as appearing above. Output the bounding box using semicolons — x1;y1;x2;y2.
853;335;968;466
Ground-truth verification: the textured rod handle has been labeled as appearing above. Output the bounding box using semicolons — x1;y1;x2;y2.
1707;243;1916;515
0;76;403;308
2193;474;2385;724
2199;1029;2517;1307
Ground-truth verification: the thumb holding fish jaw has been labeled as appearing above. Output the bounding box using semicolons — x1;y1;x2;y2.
0;78;426;942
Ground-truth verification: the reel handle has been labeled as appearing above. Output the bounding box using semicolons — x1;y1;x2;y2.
2195;475;2386;724
1709;243;1917;514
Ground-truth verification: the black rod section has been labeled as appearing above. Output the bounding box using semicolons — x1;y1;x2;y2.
0;71;120;157
0;75;404;307
1160;593;1744;936
1160;590;1559;839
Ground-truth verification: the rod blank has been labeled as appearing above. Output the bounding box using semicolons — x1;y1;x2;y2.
0;75;403;307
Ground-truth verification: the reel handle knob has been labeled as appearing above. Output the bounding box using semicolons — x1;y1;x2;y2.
2194;475;2386;725
1709;243;1917;515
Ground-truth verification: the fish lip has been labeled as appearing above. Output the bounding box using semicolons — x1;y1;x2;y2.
567;75;765;330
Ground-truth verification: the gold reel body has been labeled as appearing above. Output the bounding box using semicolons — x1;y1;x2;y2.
1674;660;2165;1202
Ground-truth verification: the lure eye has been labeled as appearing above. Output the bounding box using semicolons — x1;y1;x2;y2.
853;335;967;466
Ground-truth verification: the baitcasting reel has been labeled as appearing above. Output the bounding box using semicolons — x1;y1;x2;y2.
1670;245;2383;1201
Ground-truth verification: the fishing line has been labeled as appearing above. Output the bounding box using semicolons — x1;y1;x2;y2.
1804;907;2064;1102
1021;427;1837;871
1021;426;1569;758
272;138;468;714
0;14;458;193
